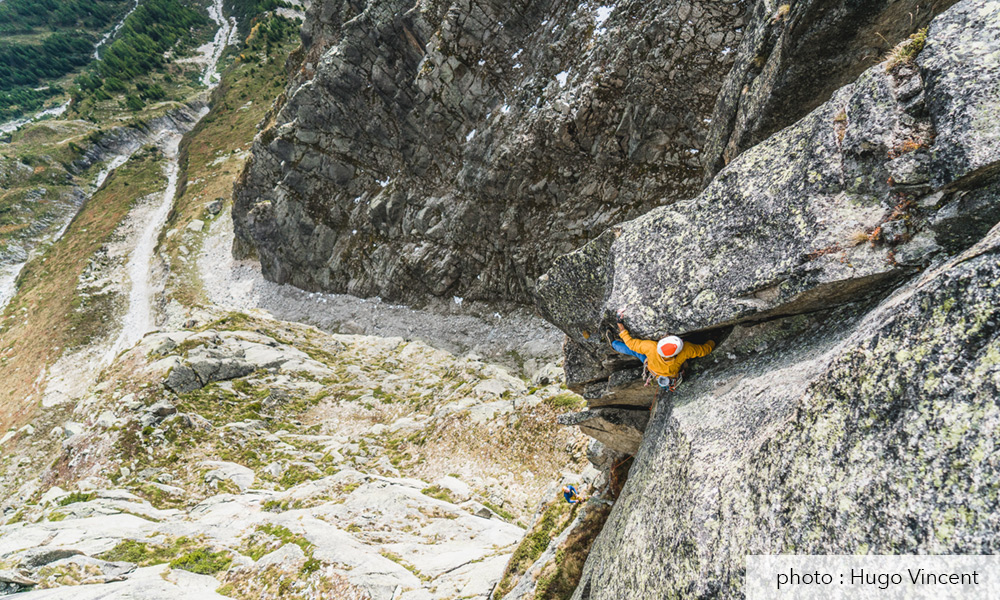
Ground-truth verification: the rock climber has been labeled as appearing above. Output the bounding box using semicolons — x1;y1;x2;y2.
610;312;715;391
562;484;581;504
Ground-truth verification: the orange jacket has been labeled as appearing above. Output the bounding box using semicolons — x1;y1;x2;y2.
620;328;715;378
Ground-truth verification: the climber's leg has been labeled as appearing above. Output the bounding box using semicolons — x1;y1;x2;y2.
611;340;645;362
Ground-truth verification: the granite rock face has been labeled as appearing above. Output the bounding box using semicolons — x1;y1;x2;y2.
233;0;960;307
233;0;751;303
537;0;1000;407
702;0;959;178
526;1;1000;596
575;217;1000;599
557;408;649;455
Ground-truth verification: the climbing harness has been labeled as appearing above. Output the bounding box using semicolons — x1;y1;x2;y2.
642;361;680;391
642;361;683;391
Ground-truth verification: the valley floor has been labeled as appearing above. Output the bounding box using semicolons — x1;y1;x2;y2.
0;5;589;599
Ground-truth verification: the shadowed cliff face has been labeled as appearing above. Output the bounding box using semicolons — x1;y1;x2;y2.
528;1;1000;596
702;0;960;179
232;0;956;307
232;0;752;303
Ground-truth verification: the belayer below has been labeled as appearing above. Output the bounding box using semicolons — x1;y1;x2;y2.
609;314;715;391
562;484;581;504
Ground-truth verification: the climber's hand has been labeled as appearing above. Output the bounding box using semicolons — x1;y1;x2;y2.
617;322;626;333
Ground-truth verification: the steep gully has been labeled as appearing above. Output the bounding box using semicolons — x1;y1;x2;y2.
106;0;234;362
33;0;234;409
92;0;140;60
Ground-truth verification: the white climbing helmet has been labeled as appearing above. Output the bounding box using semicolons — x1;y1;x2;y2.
657;336;683;358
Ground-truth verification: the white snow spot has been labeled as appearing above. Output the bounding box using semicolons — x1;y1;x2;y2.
593;5;614;35
501;104;511;114
555;71;570;86
687;148;699;155
377;177;391;188
478;59;486;66
721;46;733;56
512;48;524;59
352;229;357;235
354;196;361;204
453;296;464;306
513;63;523;70
466;129;477;142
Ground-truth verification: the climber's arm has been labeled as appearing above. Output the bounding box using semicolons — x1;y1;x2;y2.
618;325;657;357
683;340;715;359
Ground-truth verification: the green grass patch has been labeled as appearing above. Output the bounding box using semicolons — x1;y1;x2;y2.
494;500;578;597
885;28;928;72
176;384;264;427
545;393;585;410
278;463;323;489
169;547;233;575
99;536;210;567
57;491;96;506
482;499;516;521
243;523;314;561
420;484;456;504
530;503;612;600
261;498;304;512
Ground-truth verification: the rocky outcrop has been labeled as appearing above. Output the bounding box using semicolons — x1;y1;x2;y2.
557;408;648;454
232;0;750;304
576;212;1000;599
157;329;331;393
232;0;965;307
529;1;1000;596
0;312;589;599
70;101;208;174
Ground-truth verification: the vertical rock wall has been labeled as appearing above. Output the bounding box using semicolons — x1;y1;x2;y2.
702;0;960;178
233;0;749;303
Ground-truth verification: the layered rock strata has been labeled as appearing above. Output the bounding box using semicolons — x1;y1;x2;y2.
233;0;958;307
233;0;751;303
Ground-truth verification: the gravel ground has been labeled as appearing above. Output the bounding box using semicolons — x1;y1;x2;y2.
197;208;564;373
